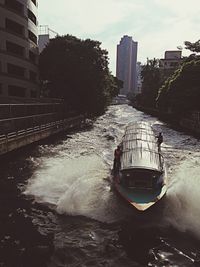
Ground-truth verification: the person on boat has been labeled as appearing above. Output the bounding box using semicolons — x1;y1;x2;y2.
156;132;163;152
113;145;122;172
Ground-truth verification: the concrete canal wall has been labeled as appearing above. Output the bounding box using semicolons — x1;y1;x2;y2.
0;115;85;156
132;105;200;136
179;111;200;135
0;102;86;156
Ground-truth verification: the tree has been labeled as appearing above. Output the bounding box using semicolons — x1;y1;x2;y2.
185;40;200;53
157;40;200;115
140;58;162;108
157;60;200;115
39;35;119;116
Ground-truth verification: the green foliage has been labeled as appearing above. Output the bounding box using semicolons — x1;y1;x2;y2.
157;60;200;114
142;40;200;115
140;58;162;108
185;40;200;53
39;35;119;116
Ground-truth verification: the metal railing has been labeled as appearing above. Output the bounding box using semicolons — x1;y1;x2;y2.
0;120;59;143
0;115;84;145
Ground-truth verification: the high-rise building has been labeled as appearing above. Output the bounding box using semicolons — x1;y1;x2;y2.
116;35;138;96
0;0;39;100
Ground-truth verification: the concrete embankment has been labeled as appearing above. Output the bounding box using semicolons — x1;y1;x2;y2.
132;105;200;136
0;102;89;156
0;115;86;156
179;112;200;135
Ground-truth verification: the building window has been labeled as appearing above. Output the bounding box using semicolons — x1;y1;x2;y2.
7;63;25;77
31;0;37;6
5;18;24;37
170;62;179;67
28;30;37;44
29;70;37;82
5;0;24;15
6;41;24;57
29;50;37;64
8;85;26;97
28;9;37;25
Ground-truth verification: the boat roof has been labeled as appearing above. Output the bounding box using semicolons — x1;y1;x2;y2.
120;122;162;172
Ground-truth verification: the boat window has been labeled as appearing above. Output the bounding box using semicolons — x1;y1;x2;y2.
121;169;161;189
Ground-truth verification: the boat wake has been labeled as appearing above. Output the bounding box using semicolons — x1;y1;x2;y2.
25;154;130;223
25;105;200;233
164;155;200;236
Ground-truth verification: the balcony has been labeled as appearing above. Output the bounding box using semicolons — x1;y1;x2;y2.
28;9;37;25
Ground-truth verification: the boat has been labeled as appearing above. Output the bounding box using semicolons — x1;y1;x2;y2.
112;121;167;212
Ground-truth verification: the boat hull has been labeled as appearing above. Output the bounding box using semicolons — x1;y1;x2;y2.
113;174;167;212
112;121;168;213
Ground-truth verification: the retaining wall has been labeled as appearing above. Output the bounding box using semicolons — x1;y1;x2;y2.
179;111;200;135
0;115;85;156
132;104;200;136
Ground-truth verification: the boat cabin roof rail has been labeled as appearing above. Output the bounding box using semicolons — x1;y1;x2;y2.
120;166;163;174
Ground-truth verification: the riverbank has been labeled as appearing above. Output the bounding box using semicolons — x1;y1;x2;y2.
132;104;200;137
0;100;93;156
0;115;89;156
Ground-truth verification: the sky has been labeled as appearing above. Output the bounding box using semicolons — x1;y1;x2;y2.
38;0;200;74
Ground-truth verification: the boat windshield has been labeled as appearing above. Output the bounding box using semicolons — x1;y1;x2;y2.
120;169;162;189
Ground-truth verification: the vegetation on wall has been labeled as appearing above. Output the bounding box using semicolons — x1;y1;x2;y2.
157;40;200;115
136;40;200;117
157;60;200;114
39;35;121;116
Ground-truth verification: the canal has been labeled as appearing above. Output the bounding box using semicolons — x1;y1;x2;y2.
0;104;200;266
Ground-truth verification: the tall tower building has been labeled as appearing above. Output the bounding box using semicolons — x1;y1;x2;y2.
0;0;39;101
116;35;138;96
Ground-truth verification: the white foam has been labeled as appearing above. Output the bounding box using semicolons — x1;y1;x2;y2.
25;154;128;223
164;156;200;236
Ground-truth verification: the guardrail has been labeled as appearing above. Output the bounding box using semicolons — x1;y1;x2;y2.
0;102;64;120
0;115;85;155
0;112;61;134
0;120;60;143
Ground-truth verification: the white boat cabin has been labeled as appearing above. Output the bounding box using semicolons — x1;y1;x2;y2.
119;122;164;189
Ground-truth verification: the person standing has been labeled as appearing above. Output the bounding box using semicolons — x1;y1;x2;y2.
157;132;163;152
113;145;122;172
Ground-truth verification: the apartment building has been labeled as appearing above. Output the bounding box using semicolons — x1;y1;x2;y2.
0;0;39;100
159;50;183;80
116;35;138;96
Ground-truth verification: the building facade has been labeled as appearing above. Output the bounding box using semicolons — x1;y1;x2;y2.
38;25;58;53
136;62;142;95
0;0;39;100
159;50;182;79
116;35;138;96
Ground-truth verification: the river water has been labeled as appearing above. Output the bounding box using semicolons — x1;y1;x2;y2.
1;105;200;267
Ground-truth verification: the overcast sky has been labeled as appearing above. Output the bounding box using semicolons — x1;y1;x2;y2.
38;0;200;74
